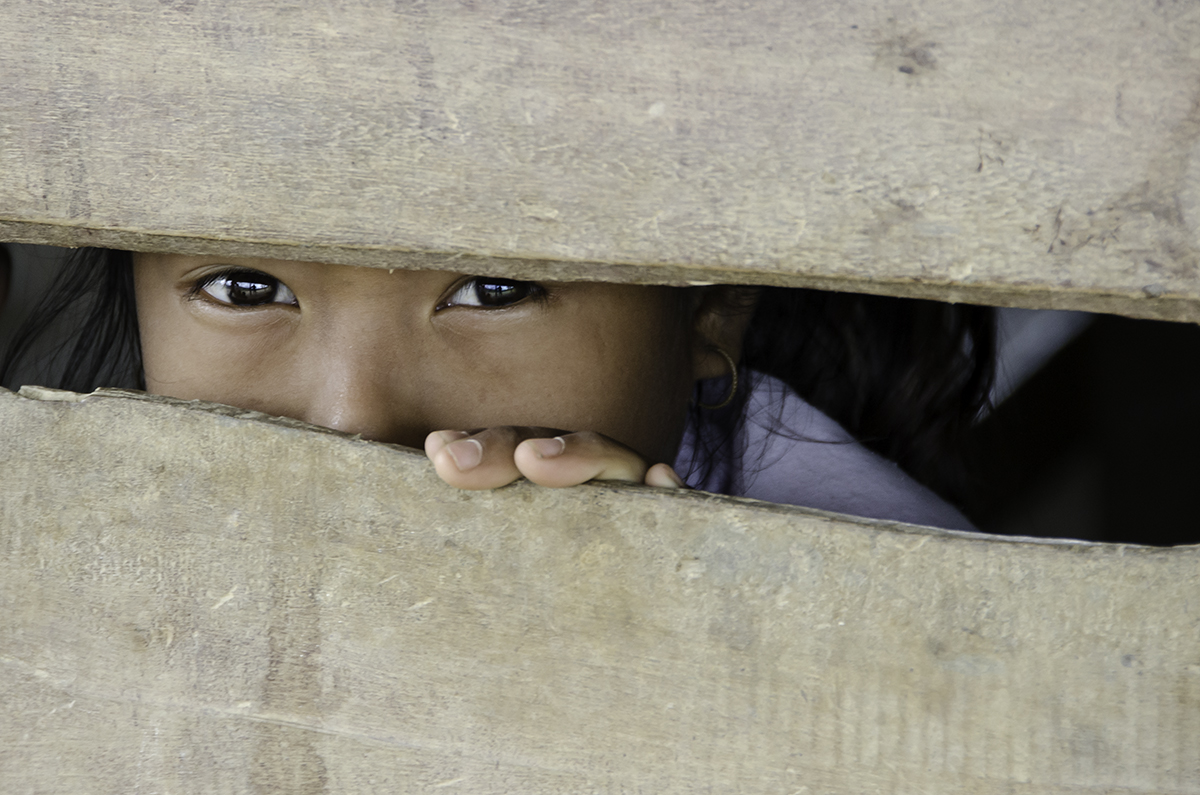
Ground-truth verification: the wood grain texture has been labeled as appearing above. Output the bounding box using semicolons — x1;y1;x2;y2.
2;386;1198;793
1;1;1199;319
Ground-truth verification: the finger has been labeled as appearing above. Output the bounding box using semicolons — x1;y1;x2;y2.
645;463;687;489
424;429;468;459
513;431;650;487
426;427;520;489
426;427;562;490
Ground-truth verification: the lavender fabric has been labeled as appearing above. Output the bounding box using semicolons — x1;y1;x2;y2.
673;372;974;531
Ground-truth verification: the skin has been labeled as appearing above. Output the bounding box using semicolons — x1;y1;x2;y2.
132;254;753;490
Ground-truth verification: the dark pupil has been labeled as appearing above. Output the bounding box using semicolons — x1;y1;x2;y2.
227;277;276;304
474;279;526;306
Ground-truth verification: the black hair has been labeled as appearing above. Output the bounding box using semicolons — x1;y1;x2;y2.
2;248;993;502
0;245;11;306
747;288;993;503
676;286;993;505
0;248;141;392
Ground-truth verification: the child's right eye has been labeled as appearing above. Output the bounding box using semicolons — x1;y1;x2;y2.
196;269;298;307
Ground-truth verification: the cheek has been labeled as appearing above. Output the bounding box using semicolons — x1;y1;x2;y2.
134;283;188;394
428;293;692;462
586;313;695;460
137;300;296;410
140;320;267;402
133;262;204;397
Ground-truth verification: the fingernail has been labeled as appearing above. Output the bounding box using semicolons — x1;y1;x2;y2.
446;438;483;471
527;437;566;459
427;429;468;453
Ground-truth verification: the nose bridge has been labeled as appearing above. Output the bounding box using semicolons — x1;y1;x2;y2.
301;309;422;446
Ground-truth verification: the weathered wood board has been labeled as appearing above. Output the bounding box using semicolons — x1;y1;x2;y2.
2;1;1200;320
3;386;1197;793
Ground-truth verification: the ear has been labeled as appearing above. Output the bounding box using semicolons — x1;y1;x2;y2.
690;286;761;380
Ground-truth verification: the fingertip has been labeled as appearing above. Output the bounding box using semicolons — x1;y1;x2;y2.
426;431;482;488
645;463;686;489
512;437;556;480
425;429;467;459
513;435;589;487
515;432;650;487
429;428;526;491
445;438;484;471
521;436;566;460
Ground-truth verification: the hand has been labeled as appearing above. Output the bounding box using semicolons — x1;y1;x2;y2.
424;426;687;491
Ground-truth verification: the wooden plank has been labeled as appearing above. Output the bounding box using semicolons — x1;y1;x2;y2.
3;385;1197;793
1;1;1199;320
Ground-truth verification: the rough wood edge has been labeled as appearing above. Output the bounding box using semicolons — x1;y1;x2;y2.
12;384;1196;554
4;385;1198;793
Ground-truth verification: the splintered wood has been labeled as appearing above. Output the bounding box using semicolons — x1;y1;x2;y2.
2;388;1197;794
1;1;1199;320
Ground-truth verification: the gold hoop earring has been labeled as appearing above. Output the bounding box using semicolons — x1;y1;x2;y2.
697;347;739;410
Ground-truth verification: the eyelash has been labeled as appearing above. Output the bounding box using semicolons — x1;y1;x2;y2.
190;269;298;308
437;278;546;310
188;269;545;311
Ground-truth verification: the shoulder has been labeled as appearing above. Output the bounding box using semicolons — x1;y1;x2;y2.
731;372;974;531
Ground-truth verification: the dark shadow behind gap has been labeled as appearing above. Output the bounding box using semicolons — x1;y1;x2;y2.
962;314;1200;546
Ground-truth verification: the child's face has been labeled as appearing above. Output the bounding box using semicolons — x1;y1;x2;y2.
132;254;700;465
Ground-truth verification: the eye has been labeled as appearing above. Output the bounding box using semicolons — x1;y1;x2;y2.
439;277;544;309
196;269;298;307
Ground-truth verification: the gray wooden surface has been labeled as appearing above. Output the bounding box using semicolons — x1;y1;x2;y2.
3;386;1197;794
3;4;1199;791
2;1;1199;320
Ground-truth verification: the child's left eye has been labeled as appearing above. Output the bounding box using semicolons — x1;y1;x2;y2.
440;278;544;309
